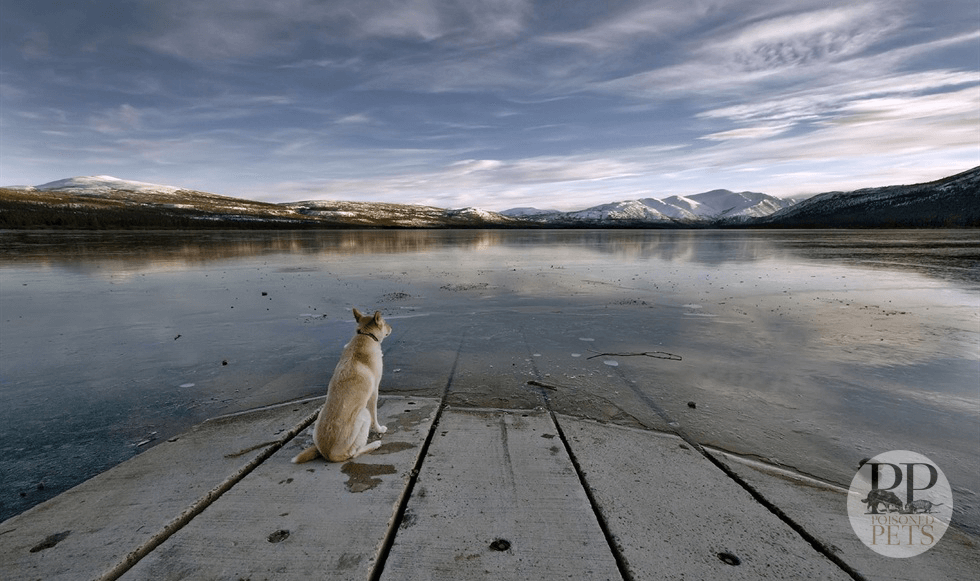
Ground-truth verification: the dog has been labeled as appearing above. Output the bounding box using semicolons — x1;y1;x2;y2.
291;308;391;463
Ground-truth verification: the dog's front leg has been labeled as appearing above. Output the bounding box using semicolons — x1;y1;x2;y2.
369;382;387;434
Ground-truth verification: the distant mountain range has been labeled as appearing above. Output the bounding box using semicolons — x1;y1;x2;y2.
1;168;977;229
0;176;517;229
500;189;805;225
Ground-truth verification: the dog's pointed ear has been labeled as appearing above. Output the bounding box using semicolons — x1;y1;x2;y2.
373;311;382;324
353;307;363;321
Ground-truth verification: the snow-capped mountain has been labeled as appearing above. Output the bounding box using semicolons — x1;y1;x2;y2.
284;200;518;227
499;207;562;218
674;189;799;219
30;175;183;195
503;189;798;225
759;166;980;228
2;175;312;228
1;176;520;229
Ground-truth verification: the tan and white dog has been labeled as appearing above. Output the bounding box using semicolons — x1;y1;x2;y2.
292;308;391;463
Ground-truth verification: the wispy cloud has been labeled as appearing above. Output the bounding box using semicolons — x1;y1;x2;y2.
700;125;794;141
257;152;649;207
88;104;144;134
593;4;906;98
356;0;530;43
717;3;899;70
539;3;701;52
699;69;978;121
335;113;374;125
131;0;531;61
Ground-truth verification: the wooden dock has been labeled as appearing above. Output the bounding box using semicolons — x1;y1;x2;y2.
3;394;976;580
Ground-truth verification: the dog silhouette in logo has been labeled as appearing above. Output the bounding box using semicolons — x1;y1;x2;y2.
861;489;903;513
904;499;943;514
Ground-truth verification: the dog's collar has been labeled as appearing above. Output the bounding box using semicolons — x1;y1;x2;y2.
357;329;380;342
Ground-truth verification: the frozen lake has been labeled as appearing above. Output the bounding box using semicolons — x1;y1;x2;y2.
1;229;978;533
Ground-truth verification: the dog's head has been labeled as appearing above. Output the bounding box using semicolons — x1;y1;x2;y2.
353;308;392;340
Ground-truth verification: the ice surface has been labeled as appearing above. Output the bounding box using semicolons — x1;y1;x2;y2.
1;229;977;533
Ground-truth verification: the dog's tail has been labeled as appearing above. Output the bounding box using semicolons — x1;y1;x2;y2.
291;445;321;464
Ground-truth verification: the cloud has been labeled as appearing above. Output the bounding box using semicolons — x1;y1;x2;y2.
278;56;364;70
335;113;374;125
251;74;977;206
831;87;979;130
539;3;699;52
255;150;668;209
700;125;794;141
18;30;50;60
594;4;905;99
135;2;293;60
449;159;504;173
89;104;144;134
490;156;643;185
692;86;980;168
340;0;530;44
696;70;979;130
718;3;898;70
583;3;978;164
353;0;444;41
131;0;530;60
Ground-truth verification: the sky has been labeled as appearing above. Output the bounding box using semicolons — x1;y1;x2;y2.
1;0;978;211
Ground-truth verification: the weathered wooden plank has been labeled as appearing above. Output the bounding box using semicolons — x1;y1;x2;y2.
0;399;322;581
381;408;622;581
559;416;852;580
119;397;439;581
715;450;980;581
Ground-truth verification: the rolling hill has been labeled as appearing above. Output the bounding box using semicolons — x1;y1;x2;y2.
2;168;976;229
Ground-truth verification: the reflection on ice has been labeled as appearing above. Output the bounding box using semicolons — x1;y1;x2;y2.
2;229;977;286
